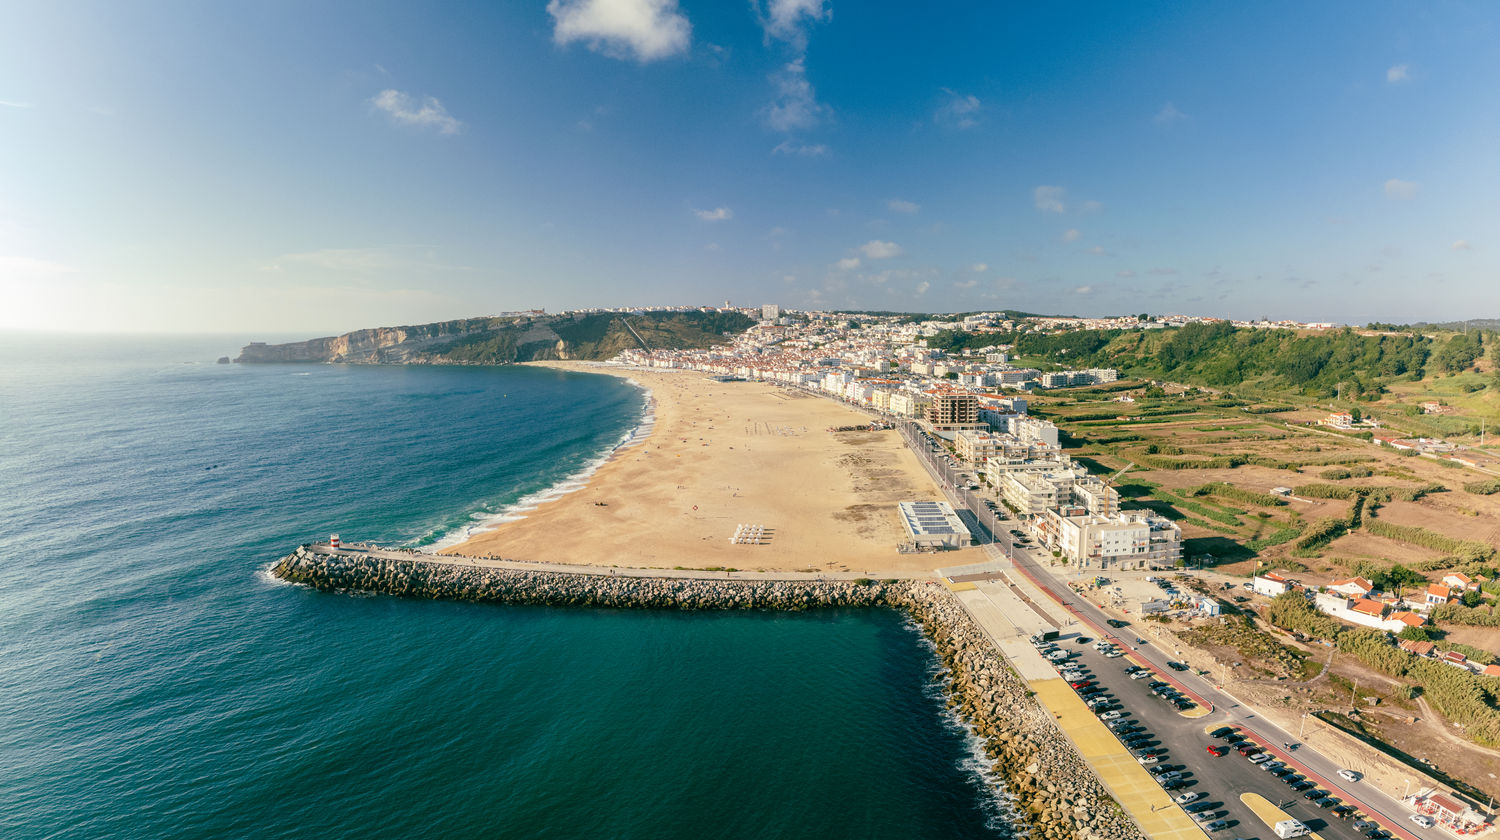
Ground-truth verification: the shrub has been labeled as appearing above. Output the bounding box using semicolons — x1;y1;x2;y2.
1465;479;1500;495
1365;518;1496;562
1293;517;1348;554
1192;482;1287;507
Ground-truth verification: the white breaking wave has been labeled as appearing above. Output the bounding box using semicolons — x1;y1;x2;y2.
425;379;656;552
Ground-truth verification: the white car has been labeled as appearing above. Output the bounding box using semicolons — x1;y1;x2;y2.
1062;670;1086;681
1100;710;1123;720
1104;650;1124;658
1130;671;1152;680
1174;791;1201;805
1337;768;1361;783
1248;753;1272;764
1410;815;1435;828
1138;755;1160;765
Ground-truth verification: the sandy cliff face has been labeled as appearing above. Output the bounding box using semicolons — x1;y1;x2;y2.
236;318;512;363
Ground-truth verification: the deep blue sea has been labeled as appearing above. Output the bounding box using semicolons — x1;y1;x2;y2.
0;334;1013;840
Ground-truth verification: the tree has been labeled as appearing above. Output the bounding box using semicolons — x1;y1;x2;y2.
1462;589;1483;608
1397;626;1432;642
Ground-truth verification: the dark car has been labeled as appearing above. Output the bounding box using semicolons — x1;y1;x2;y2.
1173;699;1195;710
1333;806;1357;819
1079;686;1104;696
1167;661;1189;671
1316;797;1339;809
1075;637;1092;645
1272;767;1296;777
1209;726;1235;738
1364;829;1388;839
1148;681;1169;689
1222;733;1245;743
1161;779;1185;790
1236;745;1261;756
1289;781;1314;792
1107;619;1129;628
1303;788;1328;800
1184;801;1213;813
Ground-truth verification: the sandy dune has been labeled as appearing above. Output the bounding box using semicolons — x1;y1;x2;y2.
446;364;973;574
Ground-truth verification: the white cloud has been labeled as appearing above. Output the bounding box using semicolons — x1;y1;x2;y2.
1387;64;1410;83
370;89;463;135
835;257;860;270
915;281;930;296
1148;267;1178;276
935;88;981;129
954;278;978;289
887;198;920;214
1073;285;1093;295
1453;240;1473;251
970;263;988;272
755;0;829;48
1034;185;1066;214
1087;245;1111;255
1062;228;1081;242
547;0;691;62
771;140;828;156
1080;199;1103;214
763;58;828;132
1384;178;1419;200
0;100;32;109
1116;270;1136;278
1154;102;1187;124
693;206;733;221
860;240;902;259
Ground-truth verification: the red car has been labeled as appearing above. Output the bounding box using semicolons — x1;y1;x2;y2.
1206;745;1228;757
1070;680;1093;689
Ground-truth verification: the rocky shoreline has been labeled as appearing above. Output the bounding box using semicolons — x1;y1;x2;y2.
274;546;1145;840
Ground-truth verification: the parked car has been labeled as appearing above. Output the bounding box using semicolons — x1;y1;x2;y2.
1184;801;1214;813
1303;788;1328;800
1289;781;1314;792
1100;710;1123;720
1206;745;1227;757
1174;791;1201;805
1333;806;1357;819
1172;699;1194;710
1075;637;1093;645
1248;753;1272;764
1138;755;1159;765
1259;761;1282;772
1316;797;1339;809
1204;819;1230;832
1209;726;1235;738
1070;680;1092;689
1130;670;1152;680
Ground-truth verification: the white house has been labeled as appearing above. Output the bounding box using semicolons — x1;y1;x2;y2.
1252;573;1293;598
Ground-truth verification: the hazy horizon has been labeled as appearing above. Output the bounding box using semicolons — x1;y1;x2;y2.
3;1;1497;335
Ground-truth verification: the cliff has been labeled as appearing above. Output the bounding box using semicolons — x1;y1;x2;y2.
236;310;754;365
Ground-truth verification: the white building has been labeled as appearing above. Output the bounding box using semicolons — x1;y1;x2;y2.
1012;416;1060;448
1040;510;1182;570
898;501;971;550
761;303;781;321
1252;573;1293;598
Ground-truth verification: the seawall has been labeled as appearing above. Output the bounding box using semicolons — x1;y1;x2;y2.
273;545;1147;840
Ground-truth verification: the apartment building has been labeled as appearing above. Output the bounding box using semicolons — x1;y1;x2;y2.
926;393;984;431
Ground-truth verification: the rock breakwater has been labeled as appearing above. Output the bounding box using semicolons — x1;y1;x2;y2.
273;546;1145;840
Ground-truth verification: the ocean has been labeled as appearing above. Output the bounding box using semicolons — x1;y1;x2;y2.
0;334;1014;839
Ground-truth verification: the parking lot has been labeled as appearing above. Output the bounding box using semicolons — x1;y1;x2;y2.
1040;631;1410;840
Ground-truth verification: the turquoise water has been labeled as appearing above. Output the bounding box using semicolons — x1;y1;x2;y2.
0;335;1013;839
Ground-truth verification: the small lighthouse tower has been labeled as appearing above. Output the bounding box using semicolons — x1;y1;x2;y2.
329;534;341;549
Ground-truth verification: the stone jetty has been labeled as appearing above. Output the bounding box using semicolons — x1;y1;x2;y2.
273;544;1146;840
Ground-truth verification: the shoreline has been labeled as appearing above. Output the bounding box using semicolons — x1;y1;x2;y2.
273;543;1147;840
429;364;656;551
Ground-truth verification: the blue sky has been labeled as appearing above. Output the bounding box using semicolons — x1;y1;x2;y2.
1;1;1497;333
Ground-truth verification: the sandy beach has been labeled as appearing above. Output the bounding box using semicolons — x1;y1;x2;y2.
446;363;973;574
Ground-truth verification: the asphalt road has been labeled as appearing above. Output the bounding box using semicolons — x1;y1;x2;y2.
900;422;1435;840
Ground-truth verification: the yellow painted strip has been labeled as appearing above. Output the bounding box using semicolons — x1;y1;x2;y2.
1239;792;1327;840
1030;679;1205;840
1179;705;1213;719
946;580;978;592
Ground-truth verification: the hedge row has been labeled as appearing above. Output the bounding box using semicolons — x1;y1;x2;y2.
1246;525;1303;551
1364;518;1495;562
1293;517;1349;554
1465;479;1500;495
1192;482;1288;508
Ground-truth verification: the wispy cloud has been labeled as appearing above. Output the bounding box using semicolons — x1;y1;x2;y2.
954;278;978;289
1062;228;1081;242
1453;240;1473;251
860;240;902;259
1116;270;1136;278
914;280;930;296
1073;285;1093;295
886;198;920;214
835;257;860;270
693;206;733;221
1148;267;1178;276
0;255;76;275
935;88;981;129
1087;245;1112;256
0;99;32;109
970;263;988;272
1034;185;1066;214
1384;178;1419;200
771;140;828;156
264;246;469;273
763;58;828;131
1387;64;1410;83
1154;102;1188;124
754;0;828;49
371;89;463;134
547;0;691;62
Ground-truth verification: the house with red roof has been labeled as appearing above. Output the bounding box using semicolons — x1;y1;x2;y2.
1328;577;1375;599
1441;572;1479;592
1424;583;1454;609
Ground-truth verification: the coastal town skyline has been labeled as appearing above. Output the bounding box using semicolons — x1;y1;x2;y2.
3;1;1499;334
